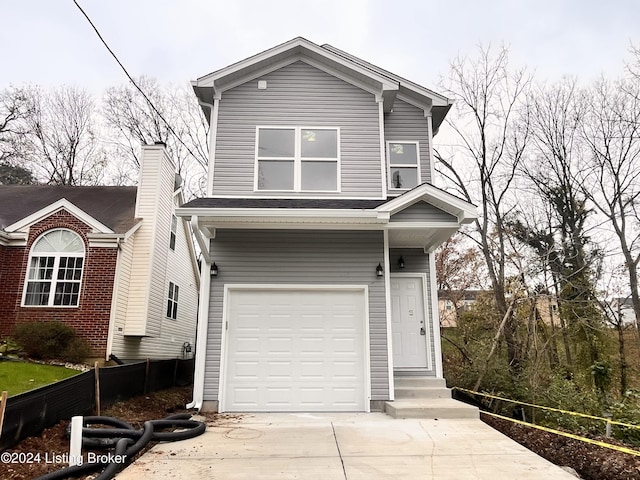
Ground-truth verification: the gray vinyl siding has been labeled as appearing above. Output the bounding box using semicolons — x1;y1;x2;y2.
213;61;382;197
389;248;437;376
204;229;389;402
390;201;458;223
384;99;431;187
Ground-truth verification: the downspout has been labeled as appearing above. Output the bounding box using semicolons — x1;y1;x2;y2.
199;96;219;198
105;237;123;361
187;217;211;410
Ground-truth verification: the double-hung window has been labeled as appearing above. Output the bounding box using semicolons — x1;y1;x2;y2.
23;229;85;307
388;141;420;190
256;127;339;192
167;282;179;320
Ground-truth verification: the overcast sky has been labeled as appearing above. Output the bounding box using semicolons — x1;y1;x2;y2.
1;0;638;94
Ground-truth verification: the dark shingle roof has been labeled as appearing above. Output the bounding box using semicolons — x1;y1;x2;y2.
0;185;139;233
181;198;388;210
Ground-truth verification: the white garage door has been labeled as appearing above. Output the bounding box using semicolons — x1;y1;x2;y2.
222;287;368;412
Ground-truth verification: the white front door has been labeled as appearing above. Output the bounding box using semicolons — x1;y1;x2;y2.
223;287;368;412
391;276;429;369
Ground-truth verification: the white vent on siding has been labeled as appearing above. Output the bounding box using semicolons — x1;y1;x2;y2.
257;80;267;90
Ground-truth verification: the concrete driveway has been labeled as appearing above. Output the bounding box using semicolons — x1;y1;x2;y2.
116;412;578;479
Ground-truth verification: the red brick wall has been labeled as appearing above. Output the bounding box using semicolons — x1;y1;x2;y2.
0;210;118;358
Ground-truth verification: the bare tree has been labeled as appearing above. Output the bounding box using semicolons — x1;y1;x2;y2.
102;77;209;197
437;44;532;376
0;86;32;163
580;75;640;339
14;85;107;185
512;78;607;369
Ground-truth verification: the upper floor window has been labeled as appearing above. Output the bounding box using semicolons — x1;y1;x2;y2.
23;229;85;307
256;127;339;192
170;215;177;251
166;282;179;320
388;141;420;190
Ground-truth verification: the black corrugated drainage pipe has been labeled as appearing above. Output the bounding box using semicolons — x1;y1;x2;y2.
35;413;206;480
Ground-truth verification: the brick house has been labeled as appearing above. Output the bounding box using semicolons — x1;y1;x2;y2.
0;144;199;361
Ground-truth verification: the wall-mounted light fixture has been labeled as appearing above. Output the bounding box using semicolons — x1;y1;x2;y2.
398;256;405;269
210;262;218;277
376;263;384;277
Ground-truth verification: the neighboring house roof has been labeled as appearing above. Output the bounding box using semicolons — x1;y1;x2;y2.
191;36;453;133
0;185;139;234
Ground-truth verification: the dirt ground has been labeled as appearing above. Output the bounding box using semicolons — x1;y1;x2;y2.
4;387;640;480
2;386;195;480
482;413;640;480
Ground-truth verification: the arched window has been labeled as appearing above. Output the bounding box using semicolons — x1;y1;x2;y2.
23;229;85;307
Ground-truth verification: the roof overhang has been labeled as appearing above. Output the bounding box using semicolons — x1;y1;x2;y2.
191;37;450;122
178;207;390;239
178;184;477;253
378;183;477;252
0;230;27;247
377;183;477;222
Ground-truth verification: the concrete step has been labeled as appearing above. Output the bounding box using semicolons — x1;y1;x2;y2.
384;398;480;419
394;377;447;389
394;386;452;399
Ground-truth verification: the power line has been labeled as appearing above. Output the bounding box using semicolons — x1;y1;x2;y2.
72;0;204;165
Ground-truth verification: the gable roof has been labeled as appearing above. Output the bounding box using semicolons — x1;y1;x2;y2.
0;186;139;234
192;37;452;132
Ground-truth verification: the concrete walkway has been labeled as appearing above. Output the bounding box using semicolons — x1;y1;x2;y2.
116;413;578;479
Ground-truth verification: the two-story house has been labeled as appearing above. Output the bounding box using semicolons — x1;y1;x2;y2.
178;38;477;413
0;144;199;362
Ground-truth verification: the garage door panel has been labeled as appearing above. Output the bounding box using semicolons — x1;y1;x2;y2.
266;388;292;406
300;336;325;354
333;361;359;378
333;337;358;353
235;337;260;353
231;387;259;407
266;361;292;379
234;361;260;379
298;360;324;379
224;288;367;412
333;387;360;405
267;337;293;352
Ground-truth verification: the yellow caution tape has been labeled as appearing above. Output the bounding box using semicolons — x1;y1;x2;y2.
483;411;640;457
452;387;640;430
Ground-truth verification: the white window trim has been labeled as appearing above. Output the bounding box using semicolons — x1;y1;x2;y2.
254;126;341;193
387;140;421;192
21;228;85;308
